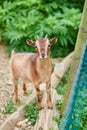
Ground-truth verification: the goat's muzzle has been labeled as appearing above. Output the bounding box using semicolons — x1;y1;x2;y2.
40;53;47;60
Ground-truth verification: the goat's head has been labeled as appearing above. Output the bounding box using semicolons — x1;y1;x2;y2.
26;35;58;60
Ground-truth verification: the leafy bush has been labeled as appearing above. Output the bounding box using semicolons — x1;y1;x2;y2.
1;99;17;114
0;0;83;57
24;103;39;125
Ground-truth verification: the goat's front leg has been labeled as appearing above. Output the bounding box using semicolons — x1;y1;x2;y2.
46;81;53;109
34;84;43;109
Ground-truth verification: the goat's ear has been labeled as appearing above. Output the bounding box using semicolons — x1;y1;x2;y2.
26;39;35;47
50;37;58;45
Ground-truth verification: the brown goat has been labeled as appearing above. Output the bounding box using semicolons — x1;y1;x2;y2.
10;36;58;109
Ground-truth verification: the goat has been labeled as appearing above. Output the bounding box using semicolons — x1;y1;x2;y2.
10;35;58;109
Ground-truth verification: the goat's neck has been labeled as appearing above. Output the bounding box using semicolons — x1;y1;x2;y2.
36;57;51;69
36;56;52;81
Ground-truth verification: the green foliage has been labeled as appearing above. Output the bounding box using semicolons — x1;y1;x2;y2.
79;90;87;130
56;71;69;95
27;90;33;96
56;100;62;110
53;115;60;125
1;99;17;114
56;83;66;95
24;103;39;125
0;0;83;57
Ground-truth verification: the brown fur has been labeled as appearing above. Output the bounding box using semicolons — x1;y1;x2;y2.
10;37;57;109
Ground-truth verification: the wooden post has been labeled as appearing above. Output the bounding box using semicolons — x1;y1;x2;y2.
61;0;87;114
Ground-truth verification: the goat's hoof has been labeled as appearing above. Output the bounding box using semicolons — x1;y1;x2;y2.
14;101;18;106
47;103;53;109
14;98;20;106
38;104;44;110
39;106;44;110
39;107;44;110
48;106;53;109
23;91;28;96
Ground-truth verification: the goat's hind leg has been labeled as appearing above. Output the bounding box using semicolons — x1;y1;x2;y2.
12;76;18;105
22;83;27;95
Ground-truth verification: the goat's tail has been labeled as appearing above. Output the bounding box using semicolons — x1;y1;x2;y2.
11;48;16;57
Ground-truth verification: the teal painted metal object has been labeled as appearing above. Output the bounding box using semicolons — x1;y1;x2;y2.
59;40;87;130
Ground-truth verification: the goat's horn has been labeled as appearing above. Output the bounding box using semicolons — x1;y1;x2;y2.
45;34;48;38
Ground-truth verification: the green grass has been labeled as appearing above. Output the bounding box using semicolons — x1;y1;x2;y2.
1;99;17;114
56;100;63;110
24;103;39;125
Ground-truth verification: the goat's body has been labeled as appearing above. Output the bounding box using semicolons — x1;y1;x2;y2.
10;52;53;84
10;36;57;109
10;52;53;108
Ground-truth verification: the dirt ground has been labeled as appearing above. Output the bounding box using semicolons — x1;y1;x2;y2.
0;44;34;127
0;44;12;126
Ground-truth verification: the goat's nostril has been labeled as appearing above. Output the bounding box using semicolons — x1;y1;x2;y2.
41;54;45;58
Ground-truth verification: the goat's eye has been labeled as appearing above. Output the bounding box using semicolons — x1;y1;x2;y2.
35;46;37;50
48;45;50;48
